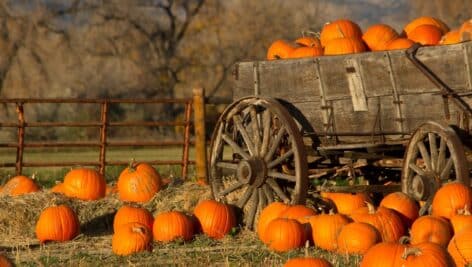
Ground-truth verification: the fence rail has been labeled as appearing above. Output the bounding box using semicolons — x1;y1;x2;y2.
0;88;209;180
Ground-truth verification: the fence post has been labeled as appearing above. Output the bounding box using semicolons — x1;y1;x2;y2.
15;103;25;175
99;100;109;175
192;88;208;184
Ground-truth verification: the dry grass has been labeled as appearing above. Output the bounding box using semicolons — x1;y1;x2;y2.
0;181;361;266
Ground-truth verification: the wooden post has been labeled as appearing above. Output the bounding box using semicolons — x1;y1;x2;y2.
193;88;208;184
181;101;192;179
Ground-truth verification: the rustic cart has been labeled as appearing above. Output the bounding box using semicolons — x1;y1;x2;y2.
208;42;472;229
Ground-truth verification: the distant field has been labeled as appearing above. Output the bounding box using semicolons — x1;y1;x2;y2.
0;147;196;187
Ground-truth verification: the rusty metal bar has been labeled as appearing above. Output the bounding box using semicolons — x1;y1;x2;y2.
0;121;188;127
181;101;193;179
0;140;195;148
0;98;192;104
0;160;196;168
99;101;109;175
15;103;25;175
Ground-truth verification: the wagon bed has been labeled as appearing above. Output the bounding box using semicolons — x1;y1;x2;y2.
232;42;472;146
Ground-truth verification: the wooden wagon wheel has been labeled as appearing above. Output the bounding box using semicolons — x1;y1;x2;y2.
401;121;469;214
209;97;308;230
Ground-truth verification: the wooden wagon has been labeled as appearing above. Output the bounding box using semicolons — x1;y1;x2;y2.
208;42;472;229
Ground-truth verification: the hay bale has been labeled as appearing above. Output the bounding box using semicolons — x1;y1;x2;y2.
0;181;212;245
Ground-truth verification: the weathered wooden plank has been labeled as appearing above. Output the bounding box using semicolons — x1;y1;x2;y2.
389;44;470;94
400;93;449;132
233;62;255;100
257;59;319;102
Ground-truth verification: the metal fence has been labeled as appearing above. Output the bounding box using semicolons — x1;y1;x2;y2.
0;89;209;180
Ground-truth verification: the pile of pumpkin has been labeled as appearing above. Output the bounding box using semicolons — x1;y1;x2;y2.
267;16;472;60
0;162;236;259
258;182;472;266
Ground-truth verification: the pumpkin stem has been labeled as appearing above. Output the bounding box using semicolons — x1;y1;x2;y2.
398;236;411;245
459;205;471;216
366;202;375;214
304;240;310;257
401;247;422;260
128;158;137;172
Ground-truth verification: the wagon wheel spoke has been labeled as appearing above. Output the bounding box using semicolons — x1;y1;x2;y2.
233;114;256;156
408;163;426;177
267;178;290;203
264;127;287;162
237;186;254;208
216;182;245;198
245;189;259;229
258;188;267;215
215;162;238;170
402;122;469;201
417;141;432;172
267;148;294;169
429;133;438;171
260;109;271;156
249;106;261;155
437;138;447;171
267;171;297;182
221;133;251;160
263;184;274;203
439;157;454;181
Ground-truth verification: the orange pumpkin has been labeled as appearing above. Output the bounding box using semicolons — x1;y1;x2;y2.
267;40;295;60
113;205;154;233
265;218;305;252
403;16;450;36
362;24;399;51
379;192;419;227
309;211;350;251
360;242;405;267
1;175;39;196
117;162;161;203
350;203;405;242
402;242;453;267
284;257;332;267
62;168;106;200
321;192;371;215
50;182;64;194
193;199;236;239
459;19;472;41
337;222;381;255
450;205;472;234
432;182;472;219
448;227;472;266
385;38;415;50
409;215;453;247
153;211;194;242
440;29;461;45
112;222;152;256
324;37;366;55
288;46;323;59
257;202;289;243
295;36;322;48
35;204;80;243
407;24;443;45
320;19;363;47
0;254;12;267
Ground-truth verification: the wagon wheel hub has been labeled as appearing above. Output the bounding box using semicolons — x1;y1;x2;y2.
411;174;437;201
237;158;267;187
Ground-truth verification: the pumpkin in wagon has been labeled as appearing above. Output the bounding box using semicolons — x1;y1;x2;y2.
320;19;363;47
362;24;399;51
